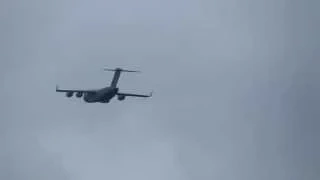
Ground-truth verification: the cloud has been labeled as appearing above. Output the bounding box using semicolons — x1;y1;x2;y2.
1;0;319;180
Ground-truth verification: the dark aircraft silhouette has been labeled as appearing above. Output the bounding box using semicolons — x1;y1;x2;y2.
56;68;152;103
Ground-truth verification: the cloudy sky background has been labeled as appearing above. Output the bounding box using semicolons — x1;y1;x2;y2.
1;0;319;180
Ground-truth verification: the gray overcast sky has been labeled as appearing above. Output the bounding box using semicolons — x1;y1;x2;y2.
1;0;319;180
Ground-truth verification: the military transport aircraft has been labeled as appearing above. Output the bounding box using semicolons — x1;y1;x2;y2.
56;68;152;103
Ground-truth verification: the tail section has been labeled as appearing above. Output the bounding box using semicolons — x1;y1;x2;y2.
103;68;140;88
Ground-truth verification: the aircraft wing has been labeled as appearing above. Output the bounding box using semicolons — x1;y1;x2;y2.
55;85;95;93
117;91;153;98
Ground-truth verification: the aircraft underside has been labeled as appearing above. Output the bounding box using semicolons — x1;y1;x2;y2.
56;67;152;104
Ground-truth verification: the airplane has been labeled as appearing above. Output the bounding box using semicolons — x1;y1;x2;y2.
56;68;152;103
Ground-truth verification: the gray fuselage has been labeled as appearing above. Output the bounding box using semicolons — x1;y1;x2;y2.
83;87;118;103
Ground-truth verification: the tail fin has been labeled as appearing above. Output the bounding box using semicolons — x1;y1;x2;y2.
103;68;140;87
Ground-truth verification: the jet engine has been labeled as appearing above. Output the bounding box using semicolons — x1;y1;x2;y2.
117;95;125;101
66;92;73;97
76;92;83;98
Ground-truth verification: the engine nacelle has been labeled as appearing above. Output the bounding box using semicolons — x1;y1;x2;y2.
76;92;83;98
117;95;125;101
66;92;73;97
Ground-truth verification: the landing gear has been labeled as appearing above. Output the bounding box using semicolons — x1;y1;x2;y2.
100;99;110;103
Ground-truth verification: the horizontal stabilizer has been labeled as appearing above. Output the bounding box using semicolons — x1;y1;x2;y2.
103;68;141;73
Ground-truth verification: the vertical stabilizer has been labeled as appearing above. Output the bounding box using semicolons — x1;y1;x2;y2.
110;69;121;87
103;68;140;88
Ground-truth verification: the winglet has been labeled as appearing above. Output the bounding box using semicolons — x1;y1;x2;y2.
56;85;59;92
149;91;154;97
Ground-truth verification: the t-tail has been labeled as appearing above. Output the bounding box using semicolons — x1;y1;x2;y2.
103;68;141;88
